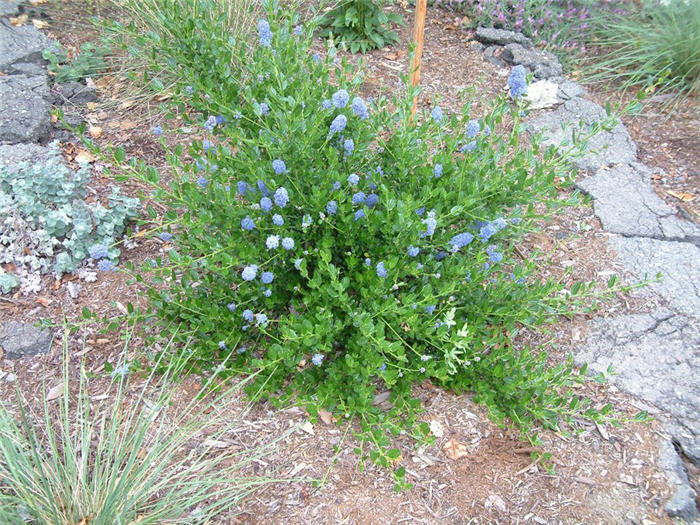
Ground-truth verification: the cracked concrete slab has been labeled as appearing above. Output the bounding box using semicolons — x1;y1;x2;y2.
575;309;700;462
610;236;700;316
0;0;19;17
577;163;700;243
528;97;637;173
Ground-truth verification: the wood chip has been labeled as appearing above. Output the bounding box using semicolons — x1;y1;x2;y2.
46;383;63;401
442;437;469;460
318;408;333;425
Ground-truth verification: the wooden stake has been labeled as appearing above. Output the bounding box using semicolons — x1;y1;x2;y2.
409;0;428;122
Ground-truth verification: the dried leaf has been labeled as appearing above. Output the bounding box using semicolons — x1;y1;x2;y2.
429;419;445;438
32;19;49;29
88;126;103;138
9;14;28;26
46;384;64;402
202;439;229;448
300;420;315;435
86;102;99;111
442;436;469;460
318;408;333;425
667;190;695;202
29;0;48;5
36;296;52;307
74;150;96;164
119;120;138;130
95;338;110;345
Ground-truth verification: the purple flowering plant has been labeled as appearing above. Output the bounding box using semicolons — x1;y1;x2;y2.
119;2;634;488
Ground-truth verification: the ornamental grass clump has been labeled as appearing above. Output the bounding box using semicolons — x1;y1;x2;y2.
114;2;632;486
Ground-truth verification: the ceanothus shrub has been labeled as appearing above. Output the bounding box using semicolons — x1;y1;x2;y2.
126;2;621;484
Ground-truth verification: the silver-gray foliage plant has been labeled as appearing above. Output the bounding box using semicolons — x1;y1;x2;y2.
0;143;139;292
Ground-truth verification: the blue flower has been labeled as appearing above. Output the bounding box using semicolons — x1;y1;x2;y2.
218;341;227;350
281;237;294;250
260;102;269;116
264;288;272;297
365;193;379;207
376;261;387;278
416;206;426;216
272;214;284;226
312;353;324;366
312;53;321;62
257;179;270;197
204;115;217;132
261;271;274;284
421;211;437;237
354;209;366;221
332;181;341;190
294;258;302;270
237;345;247;354
97;259;114;272
347;173;359;186
479;223;496;242
243;309;254;322
483;125;492;136
260;197;273;212
493;217;507;230
329;114;347;134
215;115;226;125
237;181;248;195
507;64;527;98
378;362;386;372
302;214;312;228
375;165;384;176
489;251;503;263
511;217;522;224
434;251;448;261
272;159;287;174
450;232;474;251
466;119;480;138
227;303;237;312
322;99;332;110
425;305;436;313
197;176;208;188
152;125;162;136
241;265;258;281
431;106;443;123
352;191;366;205
185;85;193;94
293;24;302;35
258;19;272;47
241;216;255;231
351;97;368;119
265;235;279;249
407;245;419;257
326;200;338;215
274;187;289;208
158;232;173;242
89;244;109;260
344;138;354;155
364;257;372;267
461;140;477;153
332;89;349;108
203;139;214;153
233;111;242;119
433;163;443;178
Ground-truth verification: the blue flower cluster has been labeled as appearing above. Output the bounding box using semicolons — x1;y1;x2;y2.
508;65;527;98
258;19;272;47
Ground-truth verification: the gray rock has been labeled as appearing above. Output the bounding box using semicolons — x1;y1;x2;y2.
658;440;699;521
577;163;700;242
0;73;51;144
0;0;20;17
528;98;637;173
0;320;52;359
6;61;46;76
0;143;52;167
53;81;98;105
0;19;55;72
482;45;508;68
501;43;562;79
475;26;531;47
554;78;586;100
610;236;700;316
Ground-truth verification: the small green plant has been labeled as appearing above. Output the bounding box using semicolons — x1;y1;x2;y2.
0;142;139;287
43;42;110;83
318;0;403;53
0;334;286;524
585;0;700;100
